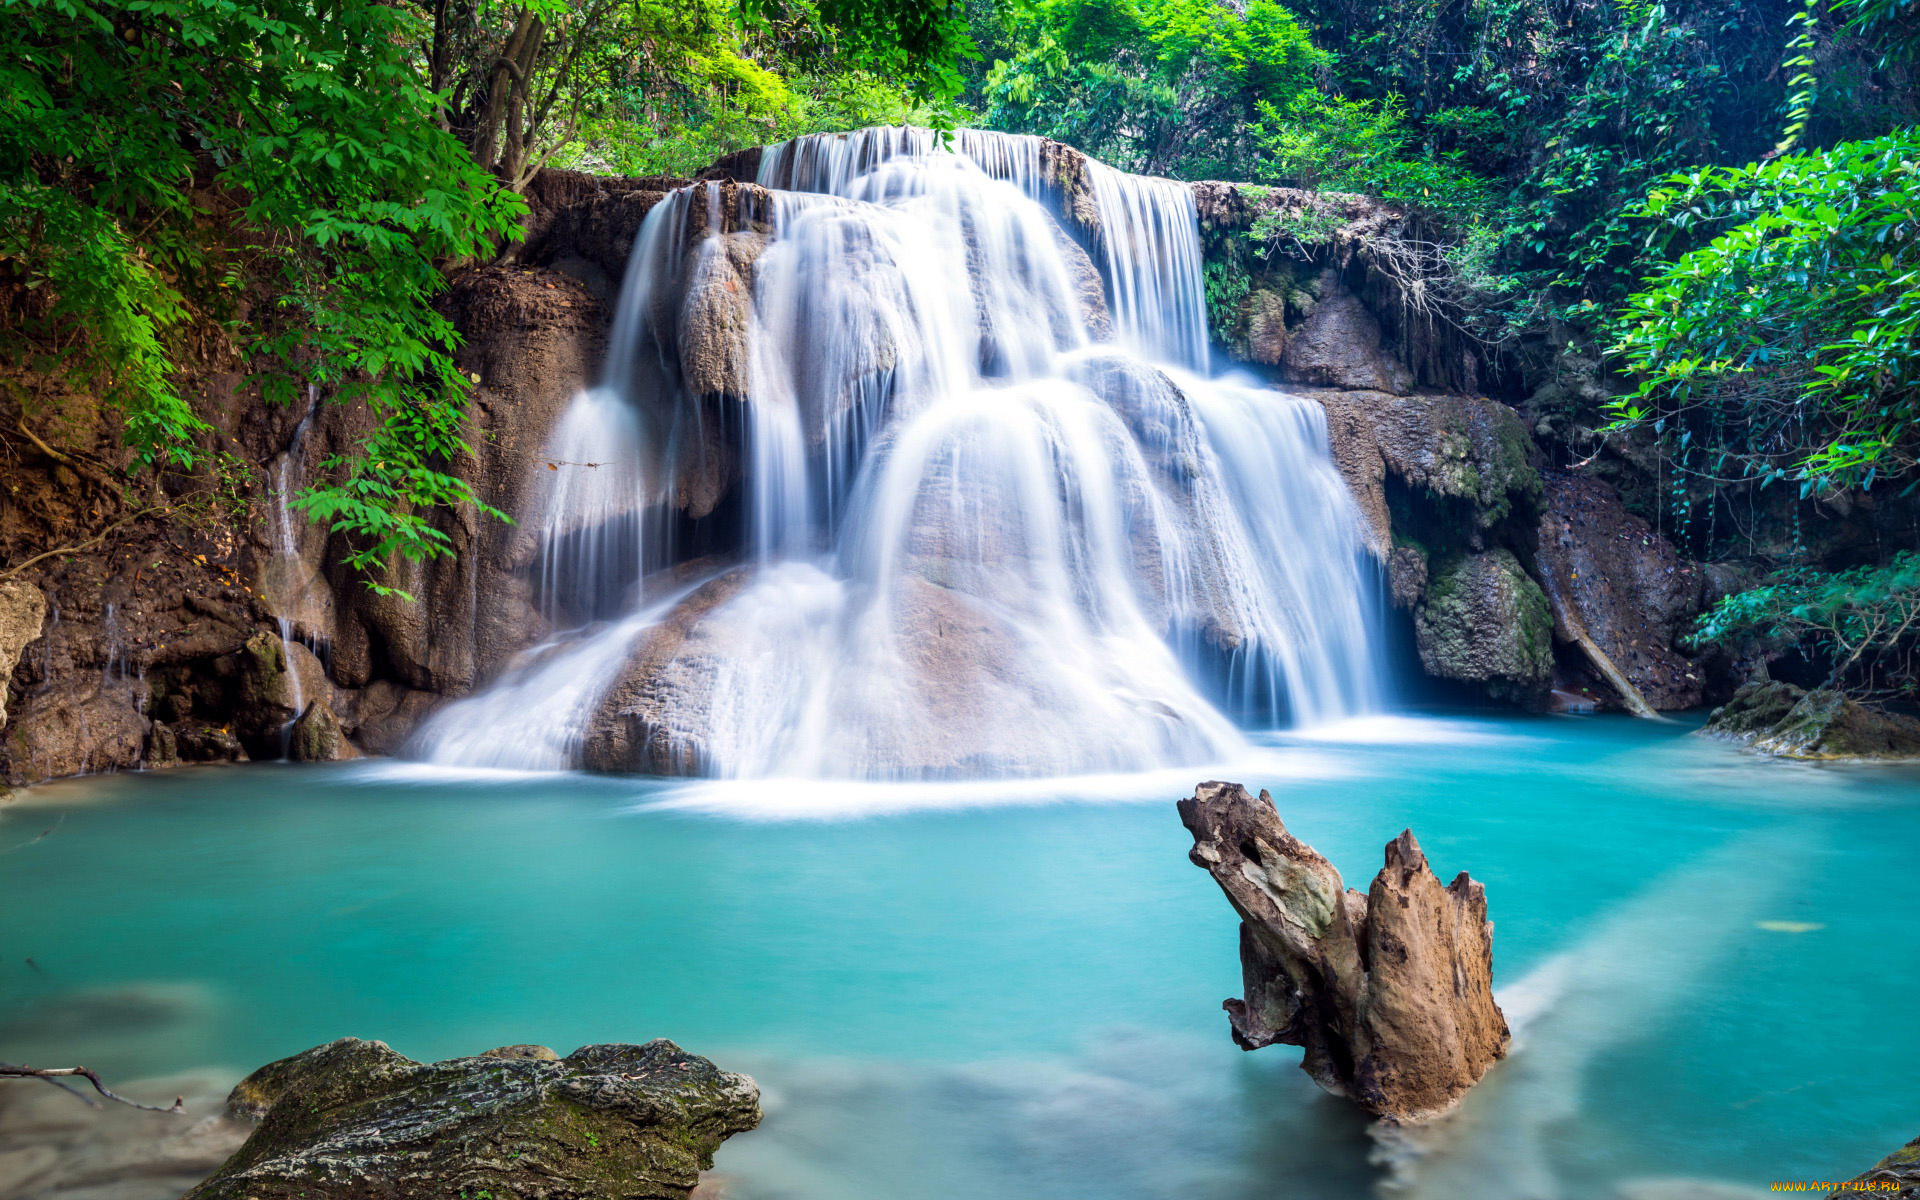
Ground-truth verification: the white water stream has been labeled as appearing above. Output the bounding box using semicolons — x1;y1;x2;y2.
414;128;1385;779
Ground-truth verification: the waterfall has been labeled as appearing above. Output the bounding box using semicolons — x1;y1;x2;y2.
268;386;321;758
413;128;1385;780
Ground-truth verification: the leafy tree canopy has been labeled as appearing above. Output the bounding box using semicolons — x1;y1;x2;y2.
982;0;1325;177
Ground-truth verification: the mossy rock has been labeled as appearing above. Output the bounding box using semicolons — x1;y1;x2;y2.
1698;681;1806;743
1705;682;1920;760
189;1038;760;1200
1414;549;1553;702
1851;1134;1920;1197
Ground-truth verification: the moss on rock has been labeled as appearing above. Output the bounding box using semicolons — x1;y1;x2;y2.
1702;682;1920;760
187;1037;760;1200
1414;549;1554;702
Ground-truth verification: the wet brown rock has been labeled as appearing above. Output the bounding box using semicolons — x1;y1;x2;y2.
1282;274;1415;394
1178;781;1510;1121
1532;474;1705;710
188;1037;759;1200
3;681;151;781
0;580;47;728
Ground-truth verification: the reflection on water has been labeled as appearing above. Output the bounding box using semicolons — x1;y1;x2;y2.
0;714;1915;1199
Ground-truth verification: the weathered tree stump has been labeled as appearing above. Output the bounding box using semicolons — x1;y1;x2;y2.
1178;780;1511;1121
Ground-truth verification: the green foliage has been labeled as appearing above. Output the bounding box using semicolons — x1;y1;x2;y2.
1608;130;1920;489
0;182;204;465
548;1;976;185
1270;0;1807;317
982;0;1326;177
2;0;972;591
556;69;957;179
806;0;981;100
2;0;525;592
1692;552;1920;694
1250;92;1500;228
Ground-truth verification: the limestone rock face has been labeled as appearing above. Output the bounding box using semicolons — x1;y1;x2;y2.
1281;278;1415;394
1316;390;1541;558
1387;543;1429;612
1702;681;1920;760
0;580;46;729
514;167;693;298
1178;781;1510;1121
187;1037;760;1200
1051;222;1113;341
1533;474;1705;709
1415;549;1554;702
325;263;603;705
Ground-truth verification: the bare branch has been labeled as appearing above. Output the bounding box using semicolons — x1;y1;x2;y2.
0;1065;185;1114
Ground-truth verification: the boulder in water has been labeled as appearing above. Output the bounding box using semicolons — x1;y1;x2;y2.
1702;681;1920;759
582;569;754;775
1178;781;1511;1121
186;1037;760;1200
1414;549;1554;704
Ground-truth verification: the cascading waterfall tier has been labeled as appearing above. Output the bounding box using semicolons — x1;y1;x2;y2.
413;127;1385;779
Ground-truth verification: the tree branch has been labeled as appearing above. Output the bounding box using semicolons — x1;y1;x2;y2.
0;505;169;582
0;1065;185;1114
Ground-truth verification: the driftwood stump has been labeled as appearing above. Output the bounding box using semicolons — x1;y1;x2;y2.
1178;780;1510;1120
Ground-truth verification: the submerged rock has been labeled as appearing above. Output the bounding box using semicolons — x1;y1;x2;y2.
0;1068;248;1200
1702;681;1920;760
1178;781;1510;1121
1414;549;1554;703
186;1037;759;1200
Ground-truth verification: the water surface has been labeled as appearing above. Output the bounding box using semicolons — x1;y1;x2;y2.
2;715;1914;1198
